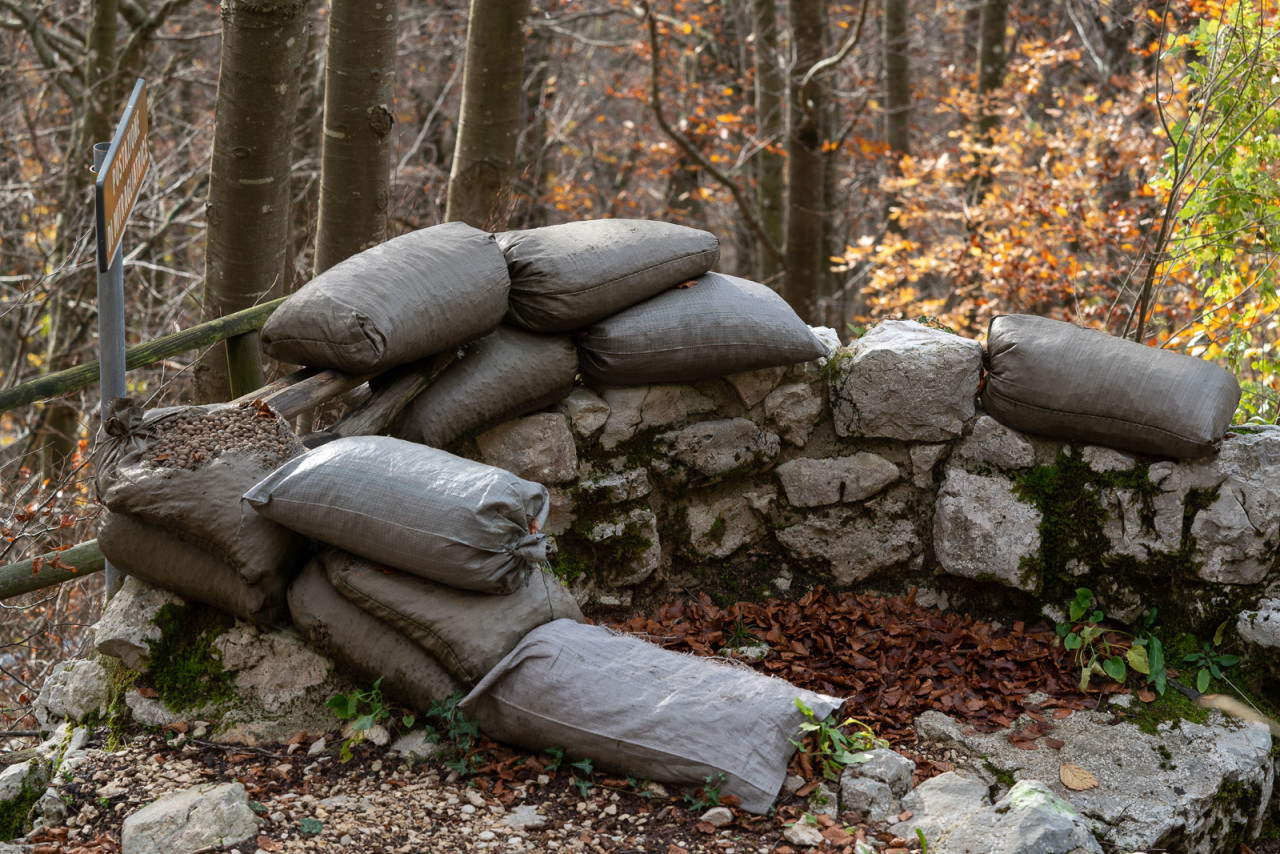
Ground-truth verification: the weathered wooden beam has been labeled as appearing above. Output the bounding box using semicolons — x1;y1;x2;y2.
242;367;377;420
0;297;287;416
332;352;454;438
0;540;104;600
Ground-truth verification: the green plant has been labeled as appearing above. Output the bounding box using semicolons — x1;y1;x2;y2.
916;827;929;853
1183;639;1241;694
789;699;887;782
544;744;566;773
419;692;483;778
569;758;595;798
1055;588;1167;693
682;772;727;812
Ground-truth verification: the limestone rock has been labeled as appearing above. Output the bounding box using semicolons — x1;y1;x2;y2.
829;320;983;441
596;385;717;449
775;454;899;508
33;786;71;829
911;443;949;488
940;780;1103;854
808;781;840;819
1183;431;1280;586
933;470;1041;592
783;816;826;847
1191;484;1274;585
899;771;992;844
126;691;184;728
840;775;898;823
777;509;918;584
121;782;260;854
586;508;662;586
579;468;651;503
503;804;548;829
726;365;788;407
686;493;768;560
544;486;574;536
34;659;109;727
556;387;610;439
654;418;780;486
700;806;733;827
1101;486;1182;561
476;413;578;484
841;748;915;798
958;416;1035;470
1081;445;1135;473
390;730;440;761
764;381;824;447
214;624;333;716
92;575;182;672
1237;598;1280;650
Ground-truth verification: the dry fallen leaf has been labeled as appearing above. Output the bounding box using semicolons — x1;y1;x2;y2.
1060;763;1099;791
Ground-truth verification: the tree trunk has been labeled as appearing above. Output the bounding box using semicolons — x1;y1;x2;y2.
883;0;910;235
313;0;397;275
444;0;531;230
752;0;785;285
194;0;310;403
967;0;1009;205
782;0;826;323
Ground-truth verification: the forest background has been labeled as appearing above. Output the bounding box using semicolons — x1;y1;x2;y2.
0;0;1277;726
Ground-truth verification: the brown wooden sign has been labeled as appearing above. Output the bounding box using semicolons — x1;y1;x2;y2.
95;79;150;272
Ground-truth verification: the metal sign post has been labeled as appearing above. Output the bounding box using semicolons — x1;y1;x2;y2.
93;78;149;600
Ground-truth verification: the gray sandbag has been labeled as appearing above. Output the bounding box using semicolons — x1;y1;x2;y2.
288;559;463;711
459;619;844;814
981;314;1241;459
323;549;583;687
578;271;830;385
392;325;578;448
98;511;290;626
260;222;510;373
95;402;306;586
497;219;720;332
243;436;549;594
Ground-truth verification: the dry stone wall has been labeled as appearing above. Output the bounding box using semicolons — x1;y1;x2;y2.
464;320;1279;668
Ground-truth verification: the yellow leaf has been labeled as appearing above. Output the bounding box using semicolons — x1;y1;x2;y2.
1060;764;1098;792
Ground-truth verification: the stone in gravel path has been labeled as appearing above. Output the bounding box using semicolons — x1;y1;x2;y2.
120;781;261;854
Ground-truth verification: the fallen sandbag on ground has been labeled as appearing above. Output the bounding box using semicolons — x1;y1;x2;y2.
288;559;464;711
244;435;549;594
459;619;844;814
392;325;578;448
981;314;1241;459
95;400;307;586
322;548;583;686
98;511;291;625
261;221;510;373
578;271;831;385
496;219;721;333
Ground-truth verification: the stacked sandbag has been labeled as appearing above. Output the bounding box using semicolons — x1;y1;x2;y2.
496;219;720;332
244;436;549;593
94;401;307;625
460;619;844;814
578;271;831;384
982;314;1241;459
261;221;510;373
392;325;578;448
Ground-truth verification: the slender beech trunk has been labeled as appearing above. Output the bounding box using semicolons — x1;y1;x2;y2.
883;0;911;236
445;0;531;230
967;0;1009;205
783;0;826;323
313;0;398;274
752;0;785;284
195;0;309;403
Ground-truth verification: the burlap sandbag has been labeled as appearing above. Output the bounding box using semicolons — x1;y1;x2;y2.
323;549;583;687
95;402;306;586
459;619;844;814
982;314;1241;459
243;436;549;594
496;219;720;332
392;325;578;448
577;272;830;385
98;511;290;626
260;222;510;373
288;560;463;711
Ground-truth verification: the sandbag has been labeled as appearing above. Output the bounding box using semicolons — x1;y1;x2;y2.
392;325;578;448
243;436;549;594
981;314;1241;459
98;511;290;626
496;219;720;332
323;549;583;687
577;272;830;385
260;222;510;373
288;560;463;711
95;402;306;586
459;619;844;814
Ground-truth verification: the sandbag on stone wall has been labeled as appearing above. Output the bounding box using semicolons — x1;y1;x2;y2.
982;314;1241;459
244;436;550;594
496;219;720;333
392;325;578;448
578;272;830;385
459;619;843;814
95;402;306;586
288;560;463;711
98;511;290;626
261;222;510;373
323;549;583;687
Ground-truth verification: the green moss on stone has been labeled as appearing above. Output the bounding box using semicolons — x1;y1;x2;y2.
0;776;41;840
143;603;236;714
